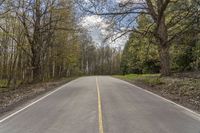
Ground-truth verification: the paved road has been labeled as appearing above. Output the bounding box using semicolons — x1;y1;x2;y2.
0;76;200;133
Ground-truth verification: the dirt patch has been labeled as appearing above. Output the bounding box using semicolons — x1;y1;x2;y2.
0;78;76;116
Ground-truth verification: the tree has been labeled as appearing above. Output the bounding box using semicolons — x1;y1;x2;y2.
78;0;199;76
13;0;79;82
0;0;88;87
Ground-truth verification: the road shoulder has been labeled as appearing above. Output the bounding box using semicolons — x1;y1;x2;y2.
113;75;200;114
0;77;77;117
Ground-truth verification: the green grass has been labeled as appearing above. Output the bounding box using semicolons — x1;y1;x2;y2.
113;74;164;86
114;73;160;80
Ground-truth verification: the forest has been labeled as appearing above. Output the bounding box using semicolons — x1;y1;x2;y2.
120;1;200;75
77;0;200;76
0;0;200;88
0;0;121;89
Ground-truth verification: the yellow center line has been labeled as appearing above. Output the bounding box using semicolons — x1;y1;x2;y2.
96;77;104;133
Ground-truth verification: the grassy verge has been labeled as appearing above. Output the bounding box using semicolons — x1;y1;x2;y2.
113;73;200;112
114;74;163;86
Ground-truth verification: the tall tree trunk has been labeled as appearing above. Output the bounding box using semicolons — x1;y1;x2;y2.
31;0;41;82
31;50;41;82
157;14;171;76
159;45;170;76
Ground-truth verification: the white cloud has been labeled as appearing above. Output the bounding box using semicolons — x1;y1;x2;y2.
81;15;109;34
80;15;128;48
80;15;110;37
116;0;143;4
116;0;129;3
81;16;103;27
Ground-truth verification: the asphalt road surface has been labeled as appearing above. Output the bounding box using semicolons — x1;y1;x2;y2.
0;76;200;133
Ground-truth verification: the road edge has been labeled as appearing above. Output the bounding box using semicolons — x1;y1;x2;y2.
0;78;79;123
112;76;200;121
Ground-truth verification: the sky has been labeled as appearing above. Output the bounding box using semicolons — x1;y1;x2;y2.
78;0;130;49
